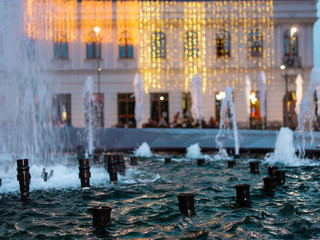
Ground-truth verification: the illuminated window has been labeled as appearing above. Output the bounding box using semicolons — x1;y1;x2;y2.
184;31;199;58
284;29;298;56
52;94;71;126
150;93;169;123
248;29;263;57
216;30;230;57
118;93;135;125
151;30;166;59
215;91;225;125
119;30;133;59
87;31;101;59
182;92;191;118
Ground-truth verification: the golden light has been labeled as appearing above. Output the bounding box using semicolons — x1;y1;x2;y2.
291;27;297;35
22;0;275;92
94;27;101;35
250;92;258;105
216;92;226;101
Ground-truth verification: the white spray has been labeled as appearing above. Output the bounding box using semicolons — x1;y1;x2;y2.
215;86;240;155
83;76;95;155
296;67;320;156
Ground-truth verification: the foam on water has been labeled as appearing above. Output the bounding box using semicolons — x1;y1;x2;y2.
186;143;202;159
0;164;163;194
265;127;320;167
134;142;153;157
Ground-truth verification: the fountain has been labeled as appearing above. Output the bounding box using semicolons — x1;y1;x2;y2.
243;75;251;128
186;143;202;159
258;71;266;129
0;0;67;165
215;86;240;156
296;67;320;157
83;76;95;155
134;142;153;157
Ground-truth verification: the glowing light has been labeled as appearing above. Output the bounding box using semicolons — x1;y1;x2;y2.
250;92;258;104
291;27;297;35
216;92;226;101
22;0;275;92
280;65;286;70
160;96;164;101
94;27;100;34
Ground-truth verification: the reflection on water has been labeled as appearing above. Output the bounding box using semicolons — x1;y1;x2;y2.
0;155;320;239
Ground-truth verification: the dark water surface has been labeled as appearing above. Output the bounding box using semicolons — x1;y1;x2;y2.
1;156;320;239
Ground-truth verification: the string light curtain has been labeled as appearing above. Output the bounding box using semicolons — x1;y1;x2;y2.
23;0;274;92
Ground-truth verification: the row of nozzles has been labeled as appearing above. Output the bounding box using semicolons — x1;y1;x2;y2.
78;154;130;189
14;156;286;235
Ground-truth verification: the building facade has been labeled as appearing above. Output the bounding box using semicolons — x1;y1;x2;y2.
22;0;318;129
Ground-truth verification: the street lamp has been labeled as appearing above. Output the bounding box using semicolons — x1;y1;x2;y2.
280;64;289;127
94;26;102;127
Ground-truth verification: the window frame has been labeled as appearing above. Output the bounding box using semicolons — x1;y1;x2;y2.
184;31;199;59
216;30;231;58
248;29;263;58
119;30;134;59
151;30;166;59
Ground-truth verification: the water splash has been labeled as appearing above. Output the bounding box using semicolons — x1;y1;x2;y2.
258;70;266;129
134;142;153;157
0;0;67;164
186;143;202;159
295;74;304;115
243;75;251;128
296;67;320;157
265;127;320;167
83;76;95;155
215;86;240;155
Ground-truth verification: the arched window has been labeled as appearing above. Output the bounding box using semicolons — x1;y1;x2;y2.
151;30;166;59
54;34;68;59
248;29;263;57
87;31;101;59
184;31;199;58
284;28;298;56
216;30;230;57
119;30;133;59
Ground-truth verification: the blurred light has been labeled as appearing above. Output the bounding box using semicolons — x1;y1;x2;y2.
94;27;100;34
291;27;297;35
160;96;164;101
250;92;257;104
280;65;286;70
216;92;225;101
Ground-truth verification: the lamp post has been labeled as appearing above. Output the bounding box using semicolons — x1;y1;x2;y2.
280;64;289;127
94;26;102;127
